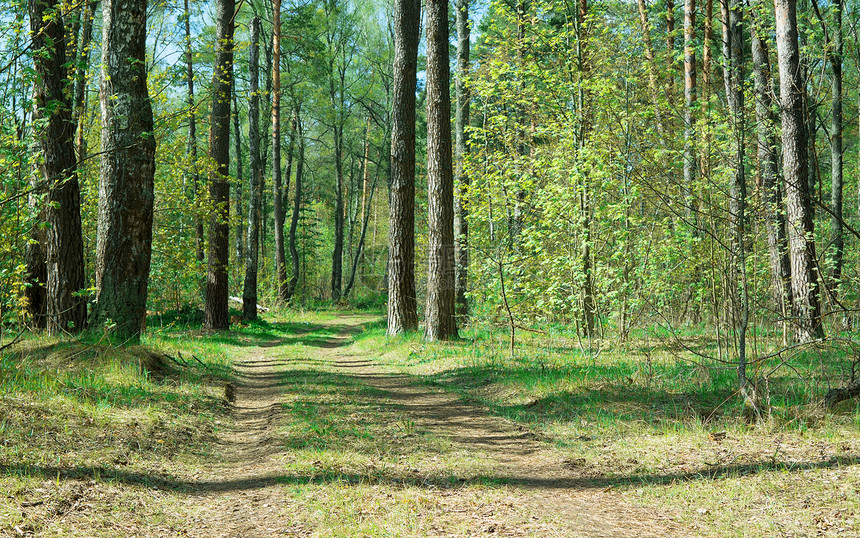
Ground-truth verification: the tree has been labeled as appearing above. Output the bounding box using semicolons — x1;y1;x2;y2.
272;0;288;301
774;0;824;342
286;104;304;299
454;0;470;321
184;0;204;263
29;0;88;335
93;0;157;342
387;0;420;335
243;16;262;322
424;0;458;341
204;0;235;331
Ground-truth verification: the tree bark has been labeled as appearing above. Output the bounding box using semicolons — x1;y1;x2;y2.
24;173;47;330
424;0;458;341
286;105;303;300
636;0;665;134
774;0;824;342
751;7;792;323
233;91;244;268
683;0;696;220
271;0;288;302
828;0;844;292
72;0;96;165
204;0;235;331
242;16;261;322
454;0;470;321
29;0;88;335
94;0;156;342
387;0;420;335
184;0;204;263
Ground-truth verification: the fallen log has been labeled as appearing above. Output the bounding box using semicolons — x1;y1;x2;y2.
825;382;860;409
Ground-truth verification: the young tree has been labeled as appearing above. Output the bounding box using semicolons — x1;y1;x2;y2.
29;0;88;335
243;16;262;322
286;104;304;299
204;0;235;331
184;0;204;263
387;0;420;335
93;0;156;342
272;0;288;301
424;0;457;340
774;0;824;342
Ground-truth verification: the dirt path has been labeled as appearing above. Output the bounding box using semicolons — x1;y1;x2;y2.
185;316;688;537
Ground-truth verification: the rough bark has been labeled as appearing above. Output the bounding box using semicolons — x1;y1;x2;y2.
204;0;235;331
387;0;420;335
751;4;792;321
636;0;665;134
29;0;88;335
93;0;156;342
454;0;470;322
774;0;824;342
24;176;47;330
272;0;288;301
242;16;261;323
424;0;458;341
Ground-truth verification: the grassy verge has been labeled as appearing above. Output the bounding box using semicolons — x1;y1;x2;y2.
356;321;860;537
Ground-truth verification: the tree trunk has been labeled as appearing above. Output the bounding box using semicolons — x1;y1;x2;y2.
233;91;244;268
454;0;470;321
24;175;47;330
286;105;303;299
751;7;792;326
72;0;96;165
330;82;345;303
723;0;752;409
774;0;824;342
424;0;458;341
387;0;420;335
94;0;156;342
272;0;288;302
829;0;844;293
204;0;235;331
683;0;696;221
184;0;204;263
29;0;88;335
636;0;665;134
242;16;261;322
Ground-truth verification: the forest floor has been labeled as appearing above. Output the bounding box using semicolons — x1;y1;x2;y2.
2;311;860;536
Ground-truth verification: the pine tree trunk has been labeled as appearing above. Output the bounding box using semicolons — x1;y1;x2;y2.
454;0;470;321
272;0;288;302
387;0;420;335
242;16;262;322
94;0;156;341
331;87;345;303
424;0;458;341
774;0;824;342
29;0;88;335
204;0;235;331
24;175;47;330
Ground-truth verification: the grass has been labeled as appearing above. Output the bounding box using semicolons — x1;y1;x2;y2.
2;308;859;536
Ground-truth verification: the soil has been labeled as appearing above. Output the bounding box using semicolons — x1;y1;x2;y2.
181;315;690;537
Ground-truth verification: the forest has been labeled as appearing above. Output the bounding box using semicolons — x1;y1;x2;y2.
2;0;860;532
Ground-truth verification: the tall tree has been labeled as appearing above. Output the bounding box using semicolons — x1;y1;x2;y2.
29;0;88;334
751;2;792;326
204;0;235;331
242;16;262;322
72;0;96;164
454;0;470;320
184;0;204;263
233;91;244;266
774;0;824;342
424;0;458;340
387;0;420;335
93;0;156;341
272;0;288;301
286;104;303;299
682;0;695;218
